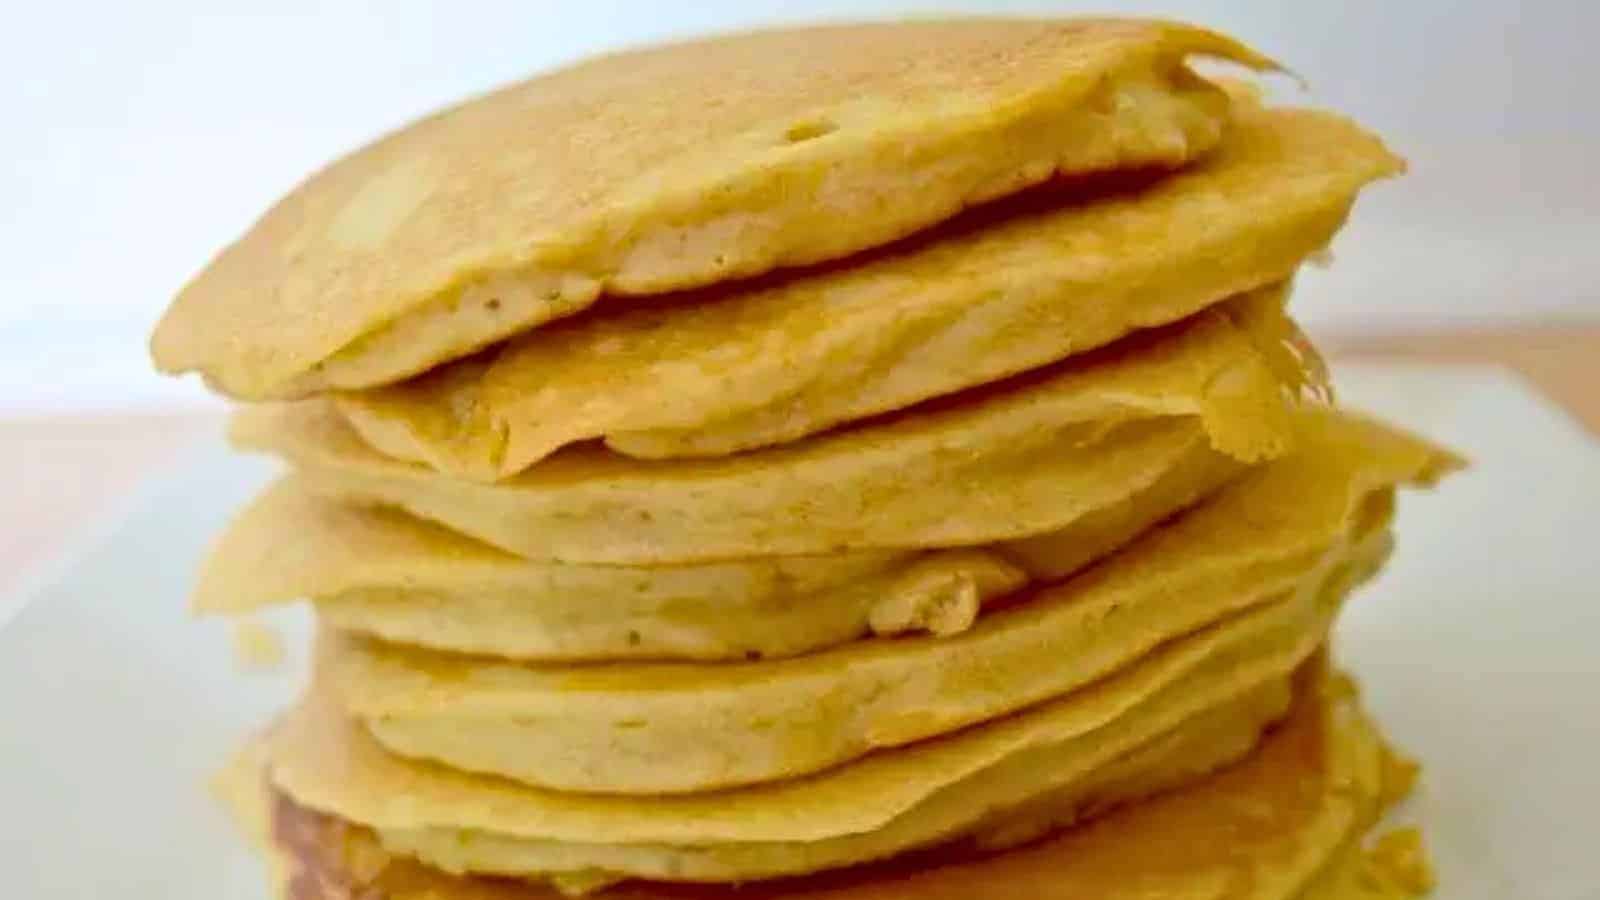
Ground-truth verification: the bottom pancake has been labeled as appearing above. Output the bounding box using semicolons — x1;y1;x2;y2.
239;662;1431;899
267;578;1341;886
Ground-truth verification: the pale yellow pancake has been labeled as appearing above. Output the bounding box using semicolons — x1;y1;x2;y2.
319;407;1453;794
259;657;1427;898
237;682;1280;898
152;20;1272;400
336;102;1397;480
194;480;1016;661
231;298;1312;563
191;441;1238;662
386;674;1298;891
263;677;1282;898
272;584;1329;883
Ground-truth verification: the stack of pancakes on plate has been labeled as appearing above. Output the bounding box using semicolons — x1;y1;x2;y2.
152;18;1462;899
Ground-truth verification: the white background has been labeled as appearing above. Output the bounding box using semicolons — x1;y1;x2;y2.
4;0;1598;415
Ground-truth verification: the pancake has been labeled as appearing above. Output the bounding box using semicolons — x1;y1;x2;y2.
191;439;1239;662
271;584;1331;883
231;297;1312;564
152;20;1273;400
326;536;1362;794
254;659;1427;899
335;102;1398;480
321;404;1447;794
194;480;1017;661
381;675;1296;890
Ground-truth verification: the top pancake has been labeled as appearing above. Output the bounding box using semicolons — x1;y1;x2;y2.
336;101;1399;480
150;19;1273;400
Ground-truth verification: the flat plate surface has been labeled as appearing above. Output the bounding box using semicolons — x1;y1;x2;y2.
0;364;1595;899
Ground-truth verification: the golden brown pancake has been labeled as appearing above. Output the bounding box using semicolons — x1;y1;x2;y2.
152;20;1273;400
317;404;1455;794
250;661;1430;899
334;103;1397;479
231;298;1312;563
324;552;1353;796
194;479;1017;661
271;588;1329;884
191;443;1238;662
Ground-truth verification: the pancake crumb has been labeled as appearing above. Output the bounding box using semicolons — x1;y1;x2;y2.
868;572;980;638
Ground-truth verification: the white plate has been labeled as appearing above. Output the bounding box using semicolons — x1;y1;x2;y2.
1;365;1596;899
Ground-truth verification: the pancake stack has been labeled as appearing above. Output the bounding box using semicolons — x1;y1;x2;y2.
154;19;1462;900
